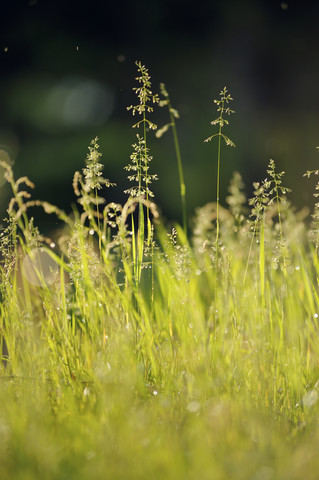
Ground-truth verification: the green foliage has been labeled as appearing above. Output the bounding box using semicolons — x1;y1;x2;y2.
1;67;319;480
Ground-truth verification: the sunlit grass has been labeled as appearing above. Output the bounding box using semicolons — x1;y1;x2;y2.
1;63;319;479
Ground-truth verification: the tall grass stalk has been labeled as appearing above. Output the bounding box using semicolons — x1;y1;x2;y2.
157;83;187;235
126;61;159;287
204;87;235;313
204;87;235;253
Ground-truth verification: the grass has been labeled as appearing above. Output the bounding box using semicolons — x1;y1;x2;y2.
1;62;319;479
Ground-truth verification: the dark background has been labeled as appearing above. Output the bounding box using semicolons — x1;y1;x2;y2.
1;0;319;228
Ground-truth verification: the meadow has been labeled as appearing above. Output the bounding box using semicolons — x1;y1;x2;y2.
1;62;319;479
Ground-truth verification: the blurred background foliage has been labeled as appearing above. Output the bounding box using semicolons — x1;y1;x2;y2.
0;0;319;228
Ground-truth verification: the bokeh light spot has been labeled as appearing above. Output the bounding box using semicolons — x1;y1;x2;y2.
22;248;60;286
46;77;114;128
